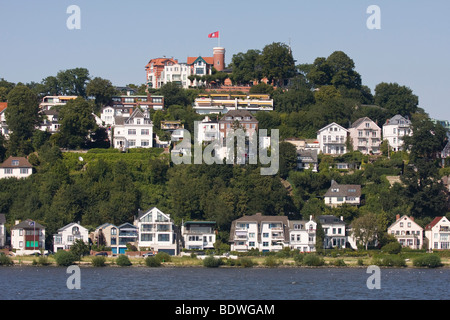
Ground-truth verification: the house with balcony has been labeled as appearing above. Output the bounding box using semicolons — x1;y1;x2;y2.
196;116;220;144
324;180;361;208
317;122;348;155
11;219;46;255
348;117;382;154
0;156;33;179
134;207;178;255
288;216;317;252
115;223;138;254
296;149;318;172
229;213;290;253
425;216;450;250
90;223;118;250
318;215;347;249
39;109;61;133
113;108;153;151
181;221;216;250
193;93;273;115
382;115;412;152
39;96;78;110
53;222;89;252
387;215;423;249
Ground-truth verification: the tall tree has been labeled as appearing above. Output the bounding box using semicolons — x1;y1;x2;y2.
259;42;296;87
374;82;419;117
229;49;263;85
56;97;96;149
86;77;118;111
56;68;90;97
5;85;41;156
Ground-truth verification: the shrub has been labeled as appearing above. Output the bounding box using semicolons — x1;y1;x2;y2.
381;242;402;254
116;255;132;267
203;256;222;268
372;255;406;267
236;257;254;268
92;256;106;267
263;256;279;267
155;252;171;263
293;253;304;265
0;254;13;266
34;256;50;266
145;256;161;267
412;254;442;268
54;251;77;267
303;254;325;266
357;258;364;266
333;259;347;266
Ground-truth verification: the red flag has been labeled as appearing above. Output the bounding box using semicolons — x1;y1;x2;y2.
208;31;219;38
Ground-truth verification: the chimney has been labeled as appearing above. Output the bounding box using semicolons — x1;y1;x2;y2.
310;215;313;221
410;217;414;222
340;216;343;221
15;220;20;225
396;214;400;221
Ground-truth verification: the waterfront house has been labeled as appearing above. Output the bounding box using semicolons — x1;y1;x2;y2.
0;156;33;179
91;223;119;253
387;215;423;249
181;221;216;250
53;222;89;252
382;115;412;152
323;180;361;207
317;122;348;155
116;223;139;254
11;219;46;255
425;216;450;250
134;207;178;255
113;108;153;151
318;215;347;249
0;214;6;248
288;216;317;252
229;213;290;253
348;117;382;154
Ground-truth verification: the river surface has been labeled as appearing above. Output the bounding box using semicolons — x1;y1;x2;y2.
0;266;448;300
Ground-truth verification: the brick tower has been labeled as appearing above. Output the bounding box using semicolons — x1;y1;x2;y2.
213;47;225;72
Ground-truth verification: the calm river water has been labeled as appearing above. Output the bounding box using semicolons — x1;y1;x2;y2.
0;266;448;300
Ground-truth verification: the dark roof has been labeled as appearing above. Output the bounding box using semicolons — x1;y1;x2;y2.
11;219;45;230
318;215;345;225
219;110;257;122
425;216;445;231
350;117;380;129
0;214;5;224
229;213;290;243
297;149;318;162
324;180;361;198
0;156;32;168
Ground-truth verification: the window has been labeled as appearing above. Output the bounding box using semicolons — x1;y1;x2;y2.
249;241;255;247
128;140;136;147
128;129;136;135
141;129;149;135
263;233;269;238
141;234;153;242
5;168;13;174
158;234;170;242
20;168;28;174
12;160;19;166
248;233;255;238
141;140;150;147
111;228;117;235
263;242;269;247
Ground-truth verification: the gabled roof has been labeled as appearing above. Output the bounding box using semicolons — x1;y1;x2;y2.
385;114;411;126
387;215;422;230
324;180;361;198
229;213;290;243
425;216;446;231
317;122;348;133
0;156;33;168
187;56;214;65
0;102;7;113
318;215;345;225
350;117;380;129
145;57;179;69
137;207;171;221
57;222;88;232
11;219;45;230
297;149;318;162
219;110;257;122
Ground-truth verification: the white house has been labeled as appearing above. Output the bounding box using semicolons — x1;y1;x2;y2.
0;156;33;179
318;215;347;249
297;149;318;172
134;207;178;255
317;122;348;155
113;108;153;151
382;115;412;152
181;221;216;250
288;216;317;252
323;180;361;207
11;219;46;255
0;214;6;248
53;222;89;252
229;213;290;253
387;215;423;249
425;216;450;250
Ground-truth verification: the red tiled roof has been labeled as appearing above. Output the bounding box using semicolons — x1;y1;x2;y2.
425;217;444;230
187;56;214;65
0;102;7;113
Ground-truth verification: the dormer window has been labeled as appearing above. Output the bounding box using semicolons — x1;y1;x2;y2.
12;160;19;166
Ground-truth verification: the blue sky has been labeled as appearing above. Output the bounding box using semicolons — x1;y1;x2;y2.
1;0;449;121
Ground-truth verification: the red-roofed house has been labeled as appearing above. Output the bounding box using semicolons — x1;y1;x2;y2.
0;102;8;137
425;216;450;250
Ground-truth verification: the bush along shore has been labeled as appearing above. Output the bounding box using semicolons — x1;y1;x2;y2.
2;248;449;269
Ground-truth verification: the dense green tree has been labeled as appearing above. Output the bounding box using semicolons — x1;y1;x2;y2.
259;42;296;87
56;68;90;97
86;77;118;111
56;97;96;149
374;82;420;117
229;49;262;85
5;85;41;156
